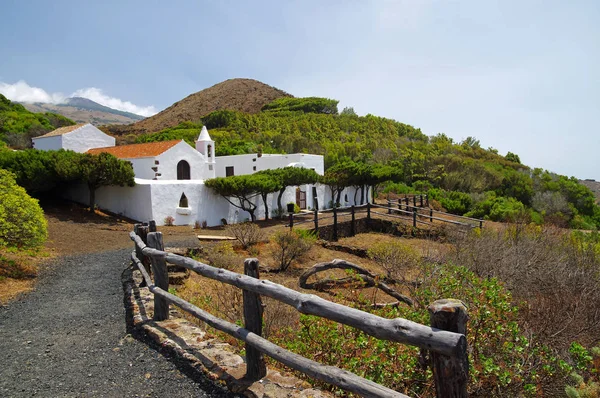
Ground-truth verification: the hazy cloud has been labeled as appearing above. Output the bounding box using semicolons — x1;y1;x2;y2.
0;80;66;103
0;80;157;117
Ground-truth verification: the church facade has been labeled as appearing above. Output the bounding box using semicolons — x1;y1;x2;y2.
34;124;355;226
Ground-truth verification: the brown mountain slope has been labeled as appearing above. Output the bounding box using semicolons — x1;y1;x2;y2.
104;78;291;136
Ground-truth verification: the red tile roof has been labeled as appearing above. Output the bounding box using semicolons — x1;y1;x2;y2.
87;140;182;159
35;123;87;138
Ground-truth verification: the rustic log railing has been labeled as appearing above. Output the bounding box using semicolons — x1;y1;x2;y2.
130;223;469;397
288;201;483;240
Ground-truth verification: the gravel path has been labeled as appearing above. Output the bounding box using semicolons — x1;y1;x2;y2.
0;248;235;397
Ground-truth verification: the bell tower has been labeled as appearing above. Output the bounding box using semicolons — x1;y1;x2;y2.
195;125;215;177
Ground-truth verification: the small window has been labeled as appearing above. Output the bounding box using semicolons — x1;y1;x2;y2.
208;165;213;171
207;144;212;158
226;166;234;177
253;166;257;171
252;158;257;162
177;160;191;180
179;193;189;208
155;160;160;165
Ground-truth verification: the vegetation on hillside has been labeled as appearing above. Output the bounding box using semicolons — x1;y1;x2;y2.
136;96;600;229
0;94;75;148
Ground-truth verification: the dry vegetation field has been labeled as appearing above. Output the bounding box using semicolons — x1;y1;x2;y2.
165;220;600;397
3;202;599;397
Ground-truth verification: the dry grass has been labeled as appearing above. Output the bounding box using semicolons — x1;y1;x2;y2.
338;232;452;262
0;278;35;304
0;247;53;305
174;230;426;344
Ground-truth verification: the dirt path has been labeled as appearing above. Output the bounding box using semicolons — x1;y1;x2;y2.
0;248;238;397
0;203;236;397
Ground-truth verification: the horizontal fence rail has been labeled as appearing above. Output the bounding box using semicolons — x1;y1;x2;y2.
129;224;469;398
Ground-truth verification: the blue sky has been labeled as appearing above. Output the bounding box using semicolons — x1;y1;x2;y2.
1;0;598;179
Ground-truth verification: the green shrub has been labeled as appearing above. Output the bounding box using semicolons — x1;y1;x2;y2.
382;181;412;194
427;188;473;215
466;193;526;222
262;97;339;114
271;263;564;396
0;169;47;248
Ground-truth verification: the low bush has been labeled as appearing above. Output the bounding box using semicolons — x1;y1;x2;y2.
225;222;264;249
206;242;239;271
270;229;315;271
0;169;47;248
163;215;175;226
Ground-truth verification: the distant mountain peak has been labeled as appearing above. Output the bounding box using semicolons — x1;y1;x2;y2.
20;96;145;126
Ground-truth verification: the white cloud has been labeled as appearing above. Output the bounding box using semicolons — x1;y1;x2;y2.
0;80;157;117
0;80;66;103
71;87;158;117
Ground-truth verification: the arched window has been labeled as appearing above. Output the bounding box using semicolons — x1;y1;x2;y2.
177;160;190;180
179;192;188;208
207;144;212;158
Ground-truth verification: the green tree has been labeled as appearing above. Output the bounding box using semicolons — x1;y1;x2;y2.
340;106;357;116
505;151;521;164
205;175;263;222
0;169;48;248
77;153;135;212
261;167;320;215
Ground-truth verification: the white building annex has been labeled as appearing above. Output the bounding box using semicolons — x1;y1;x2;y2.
43;124;364;226
32;123;115;153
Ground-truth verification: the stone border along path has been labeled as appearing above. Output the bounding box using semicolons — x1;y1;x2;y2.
124;263;330;398
0;247;237;397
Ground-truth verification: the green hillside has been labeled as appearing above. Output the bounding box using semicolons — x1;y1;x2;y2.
0;94;75;148
134;97;600;229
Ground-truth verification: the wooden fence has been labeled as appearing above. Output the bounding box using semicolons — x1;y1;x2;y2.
288;201;483;240
130;222;470;397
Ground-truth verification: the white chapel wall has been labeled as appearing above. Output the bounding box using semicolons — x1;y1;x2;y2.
156;142;211;180
62;124;115;153
32;135;63;151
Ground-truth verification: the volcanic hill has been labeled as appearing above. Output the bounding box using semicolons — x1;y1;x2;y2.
104;78;291;136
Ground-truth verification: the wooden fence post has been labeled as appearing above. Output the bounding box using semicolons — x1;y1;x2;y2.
412;208;417;228
387;199;392;215
428;299;469;398
430;209;433;223
405;197;409;209
135;224;150;287
289;213;294;230
420;195;424;207
397;199;402;214
147;232;169;321
314;208;319;235
413;195;417;207
333;206;338;241
350;205;355;236
479;219;483;230
426;194;429;207
243;258;267;381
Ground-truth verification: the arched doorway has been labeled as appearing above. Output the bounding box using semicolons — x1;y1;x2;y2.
177;160;191;180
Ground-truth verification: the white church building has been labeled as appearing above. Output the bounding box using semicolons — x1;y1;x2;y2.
33;123;360;226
